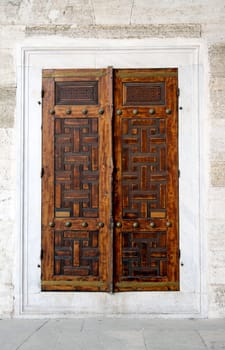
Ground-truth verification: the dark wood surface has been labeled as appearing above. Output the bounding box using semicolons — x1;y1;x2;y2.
113;69;179;291
42;68;113;291
41;68;179;292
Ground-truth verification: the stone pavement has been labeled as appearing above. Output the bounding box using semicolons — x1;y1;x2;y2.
0;318;225;350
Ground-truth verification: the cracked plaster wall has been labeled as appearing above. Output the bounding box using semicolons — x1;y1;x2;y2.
0;0;225;317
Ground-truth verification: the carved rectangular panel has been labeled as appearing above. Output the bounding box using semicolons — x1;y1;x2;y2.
123;82;165;105
55;118;99;218
55;81;98;105
54;230;99;276
122;231;167;278
122;118;167;219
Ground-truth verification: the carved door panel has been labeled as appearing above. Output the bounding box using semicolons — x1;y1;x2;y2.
113;69;179;291
41;68;113;291
41;68;179;292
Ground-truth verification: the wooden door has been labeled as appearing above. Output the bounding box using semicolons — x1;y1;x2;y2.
113;69;179;291
41;68;179;292
41;68;113;291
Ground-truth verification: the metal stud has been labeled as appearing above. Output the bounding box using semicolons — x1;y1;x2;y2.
48;221;55;227
166;108;172;115
117;109;122;115
149;108;155;115
133;222;139;228
166;221;172;227
99;108;104;115
82;108;88;115
133;109;139;115
65;221;72;228
98;222;104;228
116;222;122;228
66;109;72;115
49;109;55;115
81;222;88;228
150;222;155;228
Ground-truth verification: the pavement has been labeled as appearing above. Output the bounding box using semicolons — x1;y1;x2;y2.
0;318;225;350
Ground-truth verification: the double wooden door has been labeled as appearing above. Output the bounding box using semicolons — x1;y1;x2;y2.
41;68;179;292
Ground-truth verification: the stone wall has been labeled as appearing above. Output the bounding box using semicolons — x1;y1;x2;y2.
208;42;225;317
0;0;225;317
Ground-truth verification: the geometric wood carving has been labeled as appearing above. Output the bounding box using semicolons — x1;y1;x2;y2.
113;68;179;292
122;231;167;278
122;118;167;219
55;118;99;218
124;82;165;105
42;67;178;292
55;81;98;105
54;230;99;276
42;68;113;292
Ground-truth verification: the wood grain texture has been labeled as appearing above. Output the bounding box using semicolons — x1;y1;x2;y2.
42;68;179;292
41;68;113;291
113;68;179;292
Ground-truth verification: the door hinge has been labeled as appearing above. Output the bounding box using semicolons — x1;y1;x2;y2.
177;88;180;97
41;89;45;98
178;169;180;178
40;249;44;260
178;249;181;259
41;168;44;178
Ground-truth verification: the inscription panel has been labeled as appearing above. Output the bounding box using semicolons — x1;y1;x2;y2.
55;118;99;218
122;231;167;279
54;230;99;276
122;118;167;219
55;81;98;105
123;82;165;106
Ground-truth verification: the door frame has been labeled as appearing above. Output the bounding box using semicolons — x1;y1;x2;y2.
15;39;207;317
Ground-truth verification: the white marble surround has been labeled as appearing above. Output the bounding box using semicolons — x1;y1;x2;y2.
15;38;207;317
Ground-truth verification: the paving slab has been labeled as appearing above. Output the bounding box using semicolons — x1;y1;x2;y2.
143;330;206;350
0;318;225;350
0;319;47;350
198;330;225;350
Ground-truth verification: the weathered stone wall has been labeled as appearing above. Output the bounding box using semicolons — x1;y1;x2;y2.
208;42;225;317
0;0;225;317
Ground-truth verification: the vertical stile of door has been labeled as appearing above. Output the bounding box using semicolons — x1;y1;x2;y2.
41;68;113;291
107;67;114;293
113;69;179;291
